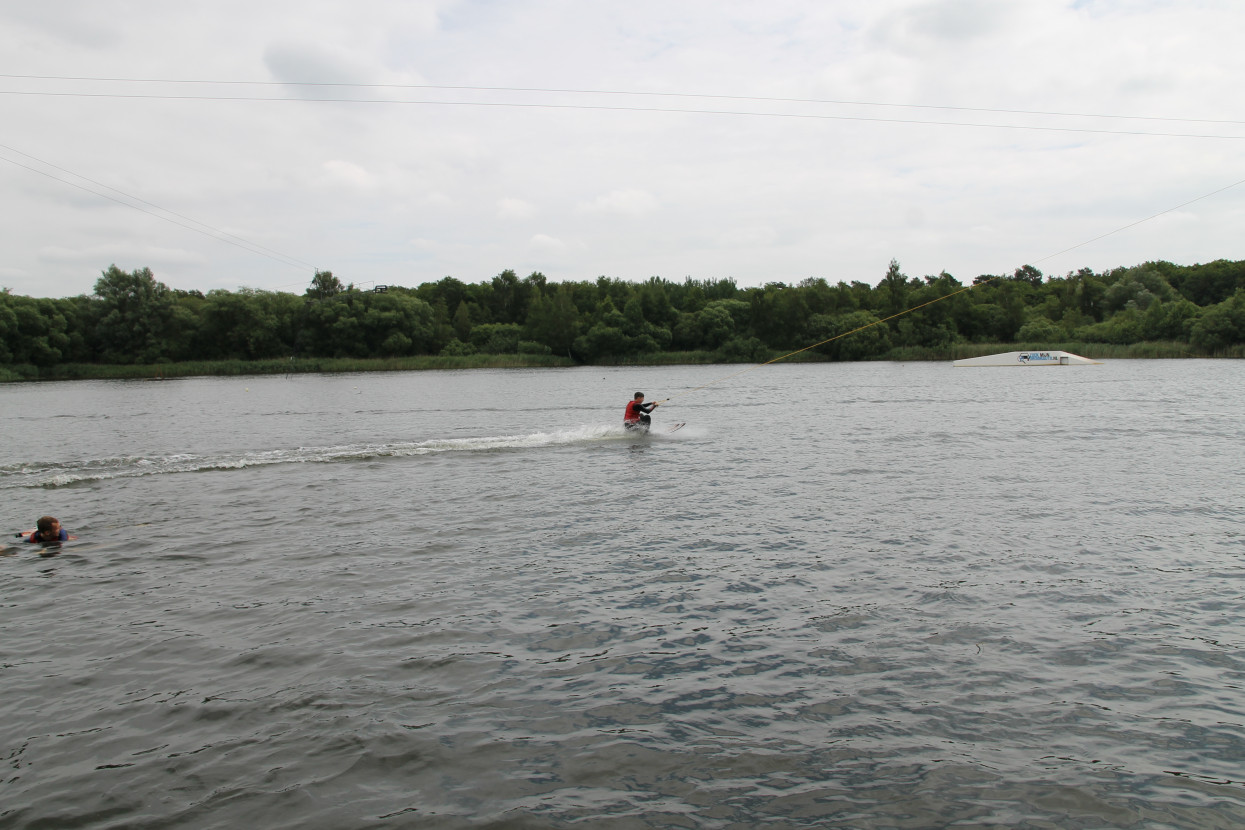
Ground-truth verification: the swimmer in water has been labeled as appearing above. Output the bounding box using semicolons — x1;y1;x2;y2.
22;516;76;543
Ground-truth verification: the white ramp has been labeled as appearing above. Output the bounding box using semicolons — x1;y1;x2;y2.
954;350;1102;367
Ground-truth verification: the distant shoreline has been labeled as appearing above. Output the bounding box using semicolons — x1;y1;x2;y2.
2;341;1238;383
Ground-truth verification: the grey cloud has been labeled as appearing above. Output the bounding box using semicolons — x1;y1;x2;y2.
263;41;377;87
0;3;125;49
873;0;1016;48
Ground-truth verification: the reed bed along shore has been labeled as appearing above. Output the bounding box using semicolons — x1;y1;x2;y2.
0;353;574;382
1;342;1239;383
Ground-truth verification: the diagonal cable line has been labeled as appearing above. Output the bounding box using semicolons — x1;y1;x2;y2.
0;142;318;273
1029;177;1245;266
1;90;1242;140
3;73;1243;126
660;174;1245;402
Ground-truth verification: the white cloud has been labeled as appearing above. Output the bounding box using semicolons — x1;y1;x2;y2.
872;0;1019;47
38;243;206;266
529;234;567;252
0;0;1241;298
0;3;125;49
498;197;537;219
264;40;378;88
579;189;661;216
321;159;377;189
716;225;778;247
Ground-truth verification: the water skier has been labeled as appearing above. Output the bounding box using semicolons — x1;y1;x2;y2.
623;392;660;432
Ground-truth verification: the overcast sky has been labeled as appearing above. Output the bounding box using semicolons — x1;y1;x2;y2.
2;0;1242;299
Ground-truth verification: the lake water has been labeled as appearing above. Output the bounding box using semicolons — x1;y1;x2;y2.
1;360;1243;829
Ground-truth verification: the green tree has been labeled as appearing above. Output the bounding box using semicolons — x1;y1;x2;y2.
470;323;522;353
809;310;891;360
639;278;678;328
694;303;735;349
717;336;768;362
525;286;581;355
593;296;626;328
93;265;176;363
1016;316;1063;343
881;259;909;316
750;283;809;349
1012;265;1044;286
0;292;18;364
1189;290;1245;352
415;276;470;316
679;280;707;314
0;294;70;366
891;272;963;348
488;269;522;323
573;293;659;359
452;301;473;342
1141;297;1199;341
1074;308;1143;344
1073;268;1108;321
358;292;435;356
201;288;297;360
1102;264;1173;313
975;280;1029;342
623;295;646;330
440;338;475;356
306;270;344;300
164;290;205;361
573;323;630;361
1165;259;1245;306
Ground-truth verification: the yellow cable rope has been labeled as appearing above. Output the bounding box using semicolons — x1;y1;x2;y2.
659;277;992;404
656;174;1245;406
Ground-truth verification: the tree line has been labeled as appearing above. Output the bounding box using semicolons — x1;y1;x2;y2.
2;258;1244;370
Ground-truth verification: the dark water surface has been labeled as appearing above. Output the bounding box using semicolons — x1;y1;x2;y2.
2;361;1243;829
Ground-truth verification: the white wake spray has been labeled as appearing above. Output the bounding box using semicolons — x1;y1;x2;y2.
1;423;682;488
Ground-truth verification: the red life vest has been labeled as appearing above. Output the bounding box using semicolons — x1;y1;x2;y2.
623;400;644;423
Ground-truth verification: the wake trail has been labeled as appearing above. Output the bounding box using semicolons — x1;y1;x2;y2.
1;424;667;488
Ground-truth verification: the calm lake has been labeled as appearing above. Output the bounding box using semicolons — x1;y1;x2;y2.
1;360;1243;829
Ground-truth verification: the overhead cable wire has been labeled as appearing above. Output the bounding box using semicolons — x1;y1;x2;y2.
2;73;1243;127
0;142;318;273
0;89;1242;141
1028;177;1245;267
